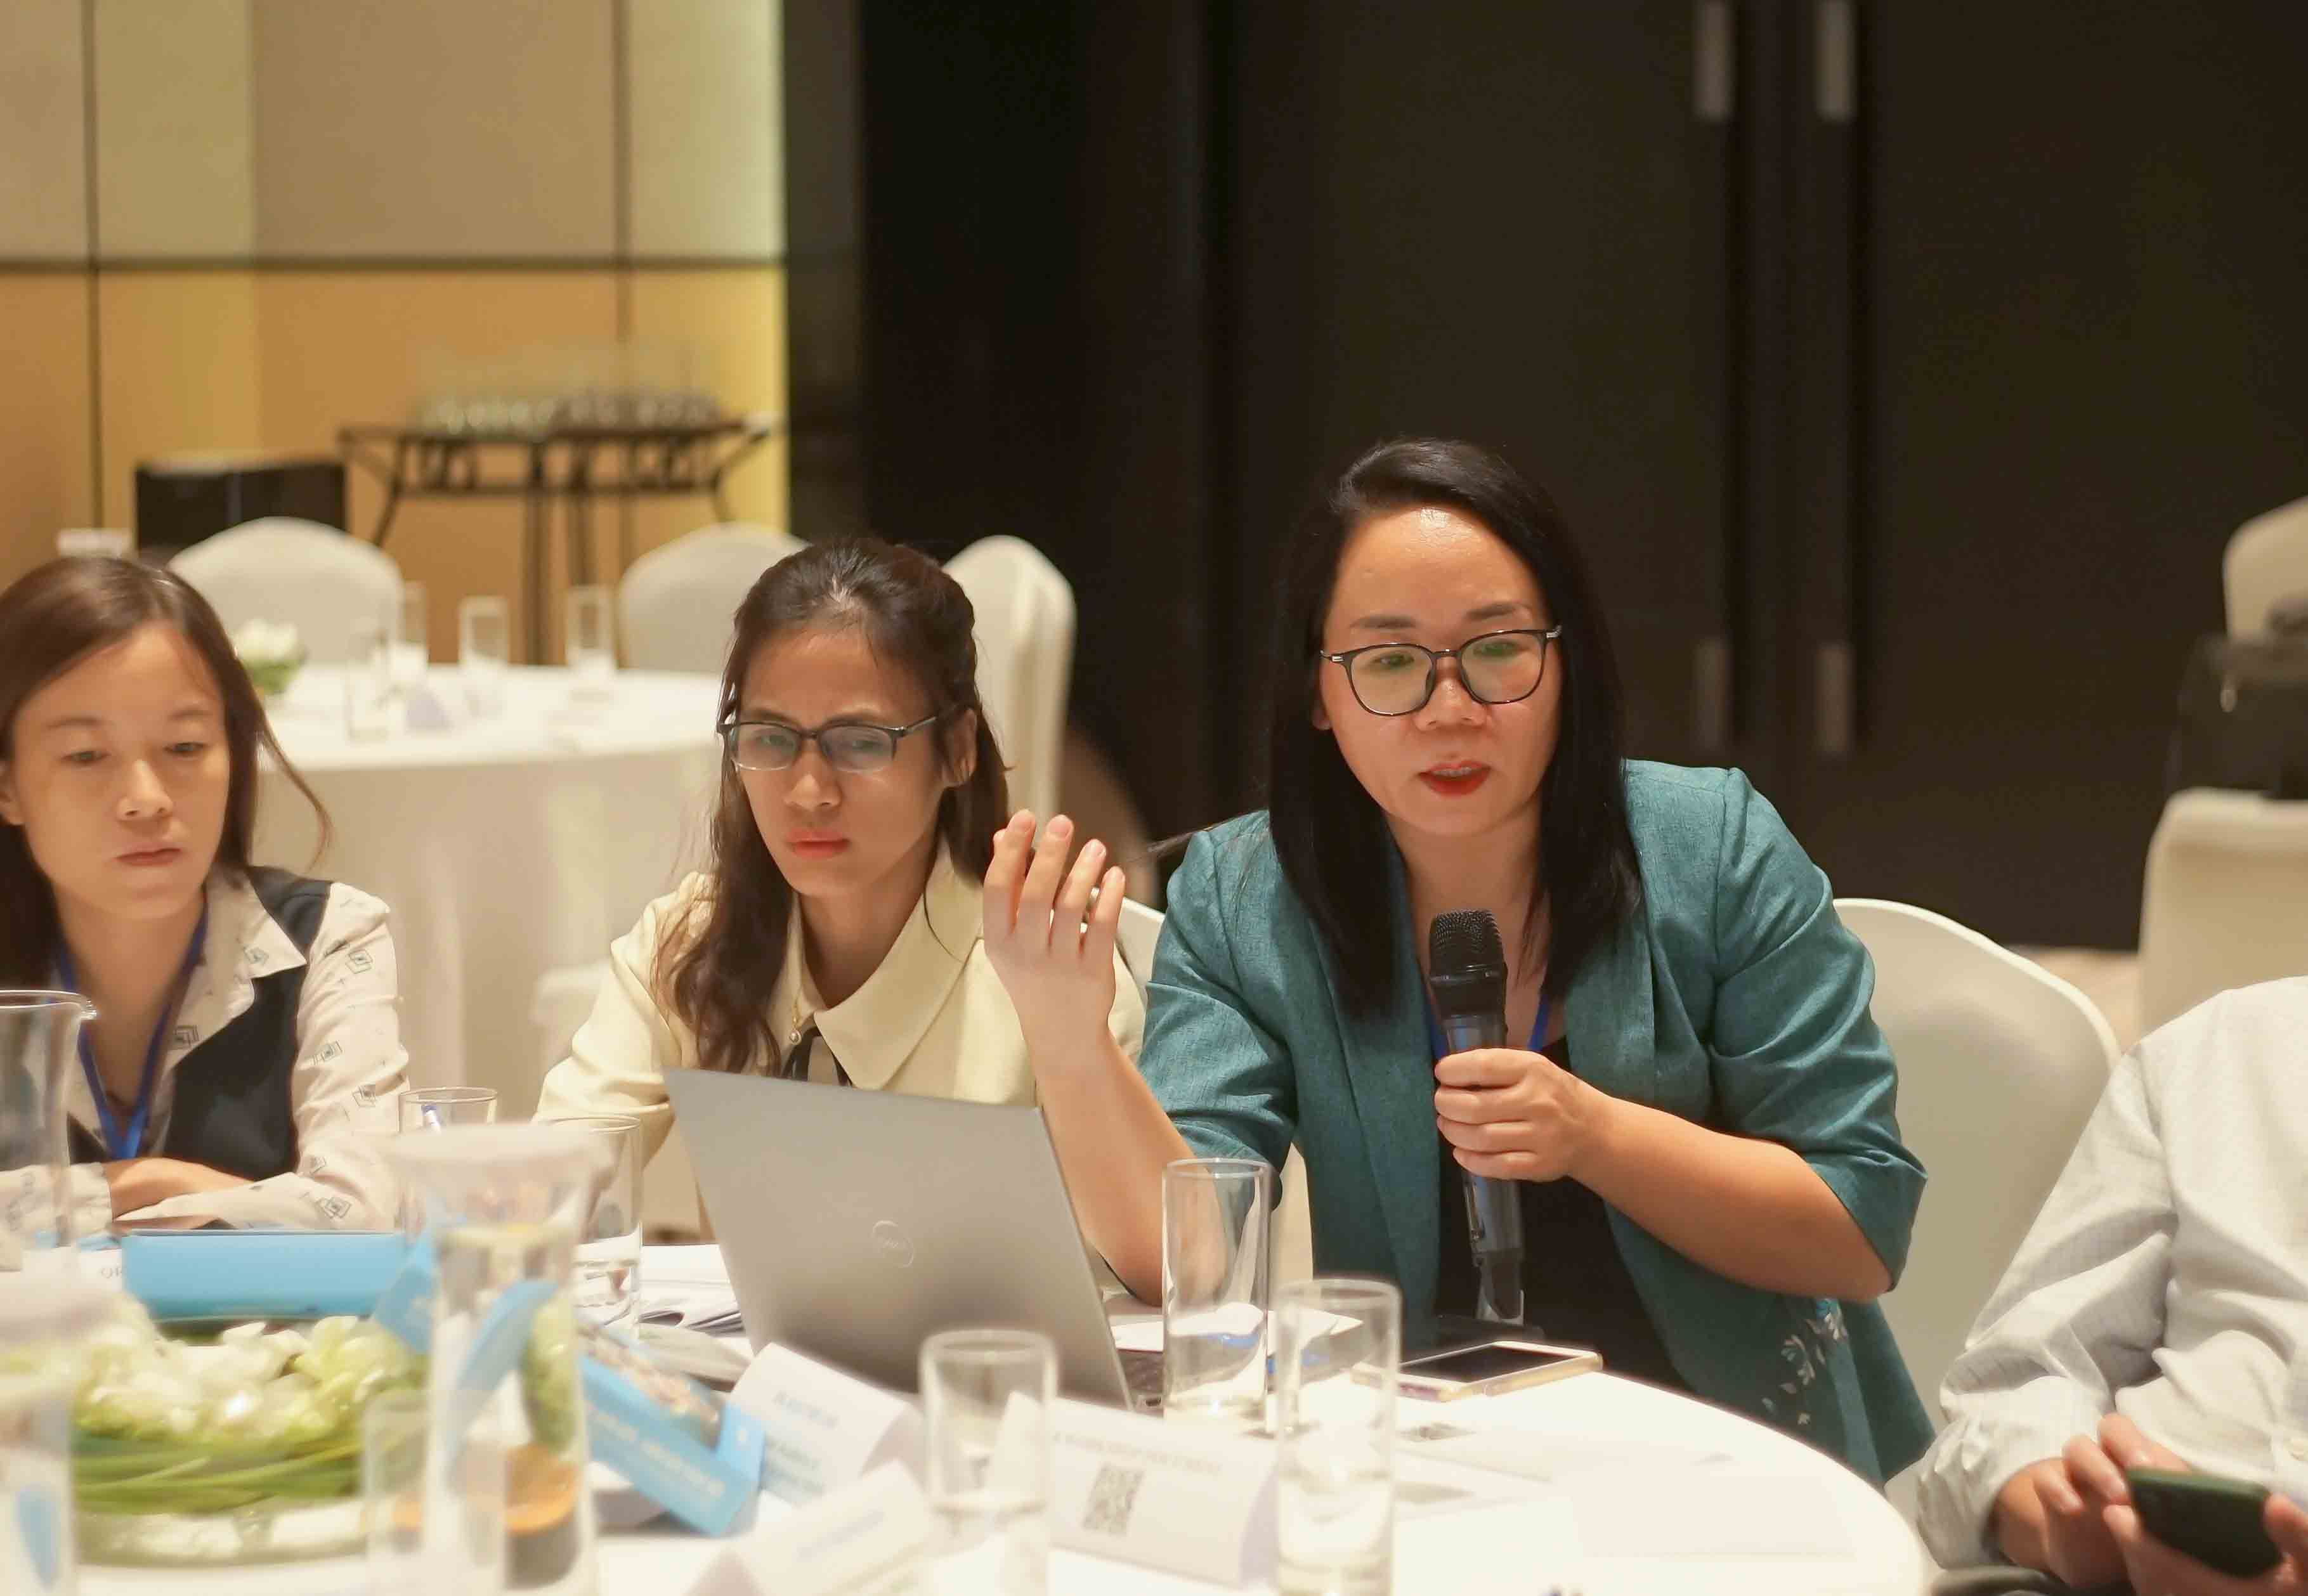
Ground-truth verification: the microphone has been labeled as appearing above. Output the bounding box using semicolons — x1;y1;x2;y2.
1428;909;1525;1326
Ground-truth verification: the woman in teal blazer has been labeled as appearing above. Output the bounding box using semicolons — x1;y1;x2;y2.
978;438;1930;1482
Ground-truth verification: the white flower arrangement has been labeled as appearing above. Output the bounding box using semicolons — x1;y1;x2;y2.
230;619;307;699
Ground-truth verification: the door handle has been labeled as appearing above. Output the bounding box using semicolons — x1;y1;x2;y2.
1694;1;1735;124
1693;636;1733;753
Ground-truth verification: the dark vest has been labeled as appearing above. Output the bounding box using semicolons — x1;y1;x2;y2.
68;869;329;1181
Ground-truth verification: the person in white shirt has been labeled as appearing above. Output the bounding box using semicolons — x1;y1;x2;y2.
1915;977;2308;1593
0;557;408;1233
537;538;1143;1202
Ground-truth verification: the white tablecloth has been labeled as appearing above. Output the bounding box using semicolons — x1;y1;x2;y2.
254;665;722;1106
81;1247;1930;1596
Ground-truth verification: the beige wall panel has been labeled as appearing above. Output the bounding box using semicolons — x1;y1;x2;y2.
254;272;619;660
251;0;615;260
95;273;261;528
0;0;90;259
0;277;97;581
623;268;788;567
93;0;255;259
627;0;784;259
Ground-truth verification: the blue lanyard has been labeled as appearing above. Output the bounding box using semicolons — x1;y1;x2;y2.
58;907;208;1160
1425;990;1554;1060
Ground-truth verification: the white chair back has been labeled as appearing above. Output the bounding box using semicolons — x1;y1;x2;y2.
619;523;805;675
946;536;1075;819
2139;789;2308;1034
531;962;700;1235
169;518;403;665
1107;897;1314;1286
1834;897;2116;1422
2225;495;2308;636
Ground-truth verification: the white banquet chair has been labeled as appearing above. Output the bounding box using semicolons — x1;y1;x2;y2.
531;963;701;1236
169;518;403;664
618;522;805;675
1114;899;1315;1287
1834;899;2116;1424
946;536;1074;821
2224;493;2308;636
2138;788;2308;1034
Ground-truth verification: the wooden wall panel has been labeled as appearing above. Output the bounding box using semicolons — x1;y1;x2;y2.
0;276;97;581
94;273;261;527
254;271;620;659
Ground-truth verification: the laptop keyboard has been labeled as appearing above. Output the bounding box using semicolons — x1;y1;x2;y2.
1120;1347;1164;1410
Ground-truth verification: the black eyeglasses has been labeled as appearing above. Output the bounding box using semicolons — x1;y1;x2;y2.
1315;626;1562;717
722;712;944;773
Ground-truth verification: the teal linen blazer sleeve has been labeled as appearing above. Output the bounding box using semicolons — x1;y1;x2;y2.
1702;771;1922;1283
1142;826;1299;1174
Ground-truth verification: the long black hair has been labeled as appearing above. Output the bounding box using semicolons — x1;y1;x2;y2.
1263;438;1641;1017
656;537;1010;1075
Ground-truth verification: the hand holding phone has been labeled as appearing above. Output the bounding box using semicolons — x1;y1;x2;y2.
2123;1467;2281;1579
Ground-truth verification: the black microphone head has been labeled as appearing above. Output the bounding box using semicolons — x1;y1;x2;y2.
1428;909;1508;1028
1428;909;1506;979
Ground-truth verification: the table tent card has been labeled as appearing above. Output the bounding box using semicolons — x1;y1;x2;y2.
729;1343;923;1503
686;1462;935;1596
1046;1397;1279;1585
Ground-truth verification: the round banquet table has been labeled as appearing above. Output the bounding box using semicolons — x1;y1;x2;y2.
79;1250;1931;1596
253;665;722;1107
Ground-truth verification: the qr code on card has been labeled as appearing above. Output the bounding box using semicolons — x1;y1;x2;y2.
1084;1463;1144;1536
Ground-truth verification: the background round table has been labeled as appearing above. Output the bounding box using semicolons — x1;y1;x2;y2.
254;664;721;1106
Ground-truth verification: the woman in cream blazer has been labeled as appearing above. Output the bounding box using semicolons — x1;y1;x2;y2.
537;538;1141;1171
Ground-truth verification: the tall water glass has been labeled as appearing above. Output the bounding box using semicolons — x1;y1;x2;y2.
396;582;431;684
1161;1157;1272;1429
400;1087;499;1134
364;1386;506;1596
386;1124;610;1596
1;993;92;1275
541;1116;641;1326
459;596;512;715
398;1090;499;1238
920;1329;1053;1596
1275;1278;1401;1596
0;1278;115;1595
345;620;398;740
563;587;615;696
55;529;133;560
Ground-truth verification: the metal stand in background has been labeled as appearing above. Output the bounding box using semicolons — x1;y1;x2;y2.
339;416;785;663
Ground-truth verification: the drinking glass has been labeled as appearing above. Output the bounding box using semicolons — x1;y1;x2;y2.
400;1087;499;1134
1161;1157;1272;1429
55;528;133;559
541;1116;641;1326
459;596;512;717
345;620;398;740
396;582;431;685
363;1385;506;1596
385;1124;609;1596
1275;1278;1401;1596
0;1278;115;1595
920;1329;1053;1596
0;992;93;1275
563;586;615;697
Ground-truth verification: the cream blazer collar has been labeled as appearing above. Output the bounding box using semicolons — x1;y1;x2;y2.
776;846;983;1090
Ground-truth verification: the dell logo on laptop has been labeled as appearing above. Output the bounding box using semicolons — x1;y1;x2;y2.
871;1220;915;1268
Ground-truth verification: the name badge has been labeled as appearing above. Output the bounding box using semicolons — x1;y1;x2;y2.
1047;1398;1277;1585
686;1462;933;1596
729;1344;922;1503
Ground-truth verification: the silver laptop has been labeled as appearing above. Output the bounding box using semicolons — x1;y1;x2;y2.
667;1069;1137;1406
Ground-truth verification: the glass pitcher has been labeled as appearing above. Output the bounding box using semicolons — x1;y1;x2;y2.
0;993;94;1276
0;1277;117;1595
384;1123;611;1596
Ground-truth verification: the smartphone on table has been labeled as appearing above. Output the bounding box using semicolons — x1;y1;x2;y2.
2125;1467;2283;1578
1394;1338;1600;1401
